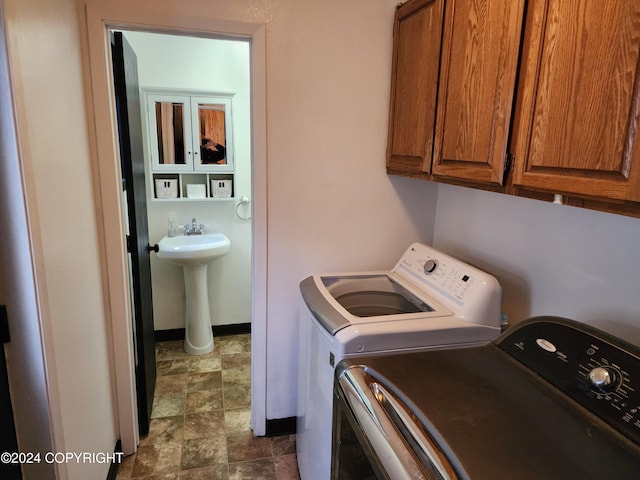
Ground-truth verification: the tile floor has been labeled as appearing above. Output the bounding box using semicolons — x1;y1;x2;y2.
116;334;300;479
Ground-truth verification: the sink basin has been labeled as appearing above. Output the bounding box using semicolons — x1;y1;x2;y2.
157;232;231;267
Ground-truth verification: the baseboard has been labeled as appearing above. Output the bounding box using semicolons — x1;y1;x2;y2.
154;323;251;342
105;440;122;480
264;416;296;437
213;323;251;337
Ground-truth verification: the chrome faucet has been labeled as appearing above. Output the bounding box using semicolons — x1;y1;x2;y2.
184;217;205;235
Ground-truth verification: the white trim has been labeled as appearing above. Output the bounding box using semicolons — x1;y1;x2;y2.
79;1;268;452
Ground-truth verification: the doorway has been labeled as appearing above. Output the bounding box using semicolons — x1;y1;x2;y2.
114;29;254;435
81;5;267;454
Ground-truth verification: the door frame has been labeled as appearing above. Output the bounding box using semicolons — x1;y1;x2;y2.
79;2;267;454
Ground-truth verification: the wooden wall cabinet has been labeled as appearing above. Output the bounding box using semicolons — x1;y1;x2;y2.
387;0;525;187
386;0;444;177
511;1;640;206
387;0;640;217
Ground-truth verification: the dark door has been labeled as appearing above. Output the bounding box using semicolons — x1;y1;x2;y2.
0;308;20;480
111;31;156;436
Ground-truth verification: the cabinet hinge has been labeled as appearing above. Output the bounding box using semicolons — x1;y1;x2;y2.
504;153;514;175
0;305;10;344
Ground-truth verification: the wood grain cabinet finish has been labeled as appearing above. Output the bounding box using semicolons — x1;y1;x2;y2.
387;0;640;216
387;0;444;176
432;0;524;185
386;0;525;186
512;1;640;204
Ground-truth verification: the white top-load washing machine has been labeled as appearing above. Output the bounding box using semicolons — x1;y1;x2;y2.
296;242;503;480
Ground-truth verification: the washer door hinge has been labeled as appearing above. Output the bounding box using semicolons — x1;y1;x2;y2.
0;306;10;344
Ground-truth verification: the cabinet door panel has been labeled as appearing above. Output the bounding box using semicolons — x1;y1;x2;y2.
432;0;525;184
146;94;193;172
386;0;444;174
513;0;640;202
191;96;234;173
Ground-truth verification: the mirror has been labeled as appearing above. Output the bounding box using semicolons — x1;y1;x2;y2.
154;101;186;165
148;92;233;171
197;103;227;165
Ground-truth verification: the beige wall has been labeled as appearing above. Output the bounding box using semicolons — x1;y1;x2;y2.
4;0;117;477
4;0;438;463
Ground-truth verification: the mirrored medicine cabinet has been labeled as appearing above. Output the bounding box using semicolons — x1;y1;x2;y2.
145;89;235;200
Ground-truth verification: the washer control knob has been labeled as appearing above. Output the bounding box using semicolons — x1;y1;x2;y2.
588;366;617;393
423;259;438;275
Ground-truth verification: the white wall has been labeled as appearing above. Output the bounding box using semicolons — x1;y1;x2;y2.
433;184;640;345
4;0;117;477
123;32;252;329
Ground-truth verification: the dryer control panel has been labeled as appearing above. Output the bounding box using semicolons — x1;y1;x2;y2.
392;243;502;328
499;317;640;447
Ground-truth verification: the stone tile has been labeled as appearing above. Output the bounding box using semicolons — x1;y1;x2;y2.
187;371;223;392
274;453;300;480
140;416;184;446
155;374;189;395
271;434;297;457
156;341;190;361
132;474;179;480
226;431;272;464
228;458;276;480
158;359;190;376
221;353;251;370
189;356;222;374
221;366;251;388
223;385;251;410
219;335;251;355
179;465;229;480
151;392;186;418
224;409;252;433
184;411;226;440
131;442;181;477
116;452;135;479
186;389;224;414
181;437;227;470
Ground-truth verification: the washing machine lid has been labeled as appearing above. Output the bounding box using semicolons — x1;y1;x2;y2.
300;273;450;335
322;274;435;316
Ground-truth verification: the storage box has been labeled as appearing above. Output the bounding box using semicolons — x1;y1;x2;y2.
155;178;178;199
186;184;207;199
211;179;232;198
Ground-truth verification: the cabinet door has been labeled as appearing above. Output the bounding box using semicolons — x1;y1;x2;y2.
146;94;193;171
432;0;525;185
512;1;640;202
386;0;444;175
191;96;234;173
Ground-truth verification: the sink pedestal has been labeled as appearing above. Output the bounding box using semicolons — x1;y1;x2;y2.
156;231;230;355
183;264;213;355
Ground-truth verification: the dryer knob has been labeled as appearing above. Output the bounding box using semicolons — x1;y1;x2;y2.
588;366;617;393
423;259;438;275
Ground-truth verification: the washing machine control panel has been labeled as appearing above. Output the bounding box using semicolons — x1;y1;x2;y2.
393;243;500;315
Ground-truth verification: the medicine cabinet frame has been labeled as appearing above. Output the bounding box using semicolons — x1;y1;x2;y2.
144;88;235;174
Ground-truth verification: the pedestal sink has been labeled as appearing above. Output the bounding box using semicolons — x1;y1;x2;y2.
157;232;231;355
